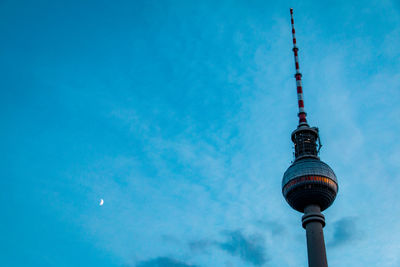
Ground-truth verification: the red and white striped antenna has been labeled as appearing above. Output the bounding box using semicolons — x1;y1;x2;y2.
290;8;308;126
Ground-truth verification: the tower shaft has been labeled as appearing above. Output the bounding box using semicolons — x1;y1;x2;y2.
302;205;328;267
282;8;338;267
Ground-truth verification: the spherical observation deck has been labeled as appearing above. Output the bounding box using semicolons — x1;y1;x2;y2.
282;158;338;212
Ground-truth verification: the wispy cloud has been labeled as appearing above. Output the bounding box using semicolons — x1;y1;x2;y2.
328;217;360;247
136;257;197;267
188;229;270;266
218;230;268;266
254;220;285;236
188;240;215;253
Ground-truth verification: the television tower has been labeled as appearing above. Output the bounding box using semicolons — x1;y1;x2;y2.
282;8;338;267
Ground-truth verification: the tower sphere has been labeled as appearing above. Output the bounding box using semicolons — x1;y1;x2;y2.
282;158;338;212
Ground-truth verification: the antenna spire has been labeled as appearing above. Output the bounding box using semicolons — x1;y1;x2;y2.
290;8;308;126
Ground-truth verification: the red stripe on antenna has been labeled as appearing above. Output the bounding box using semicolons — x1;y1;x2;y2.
297;87;303;93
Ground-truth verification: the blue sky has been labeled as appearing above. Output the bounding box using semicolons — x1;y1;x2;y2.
1;0;400;266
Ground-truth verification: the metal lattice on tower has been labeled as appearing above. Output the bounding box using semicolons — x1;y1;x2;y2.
281;8;339;267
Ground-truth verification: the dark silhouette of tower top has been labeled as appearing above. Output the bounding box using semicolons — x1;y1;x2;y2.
281;8;339;267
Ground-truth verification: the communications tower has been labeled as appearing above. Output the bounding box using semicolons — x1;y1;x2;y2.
282;8;339;267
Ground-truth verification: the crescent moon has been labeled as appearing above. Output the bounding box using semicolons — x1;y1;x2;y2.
99;199;104;206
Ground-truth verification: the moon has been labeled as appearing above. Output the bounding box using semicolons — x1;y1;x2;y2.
99;199;104;206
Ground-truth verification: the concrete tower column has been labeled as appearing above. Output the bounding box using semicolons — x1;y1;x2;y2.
283;8;338;267
302;205;328;267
